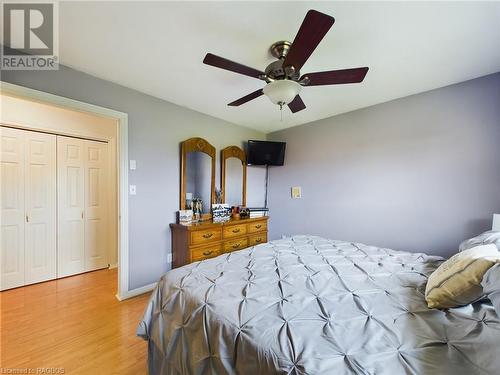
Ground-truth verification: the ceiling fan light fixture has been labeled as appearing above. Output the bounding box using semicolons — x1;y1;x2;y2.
262;80;302;106
204;10;367;115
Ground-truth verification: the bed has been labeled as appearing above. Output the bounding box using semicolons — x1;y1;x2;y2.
137;235;500;374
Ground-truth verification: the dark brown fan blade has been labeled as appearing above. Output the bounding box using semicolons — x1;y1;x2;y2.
288;95;306;113
283;10;335;72
203;53;265;80
228;89;264;106
301;67;369;86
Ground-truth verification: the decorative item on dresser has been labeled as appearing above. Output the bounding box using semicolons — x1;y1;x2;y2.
170;217;268;268
171;138;269;268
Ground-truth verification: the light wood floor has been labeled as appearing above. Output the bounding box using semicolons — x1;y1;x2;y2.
1;269;150;374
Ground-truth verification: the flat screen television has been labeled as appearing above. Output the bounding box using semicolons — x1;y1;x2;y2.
247;140;286;166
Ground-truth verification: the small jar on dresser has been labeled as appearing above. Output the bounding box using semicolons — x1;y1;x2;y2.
170;217;268;268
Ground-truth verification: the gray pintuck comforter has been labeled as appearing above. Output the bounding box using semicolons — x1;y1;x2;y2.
137;236;500;375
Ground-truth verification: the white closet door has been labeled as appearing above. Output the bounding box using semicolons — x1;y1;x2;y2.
1;127;25;290
57;136;85;278
24;131;56;285
84;141;108;271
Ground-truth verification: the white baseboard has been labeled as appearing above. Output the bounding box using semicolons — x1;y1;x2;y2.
108;263;118;269
116;282;157;301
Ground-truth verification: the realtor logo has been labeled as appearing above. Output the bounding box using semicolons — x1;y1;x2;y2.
1;1;59;70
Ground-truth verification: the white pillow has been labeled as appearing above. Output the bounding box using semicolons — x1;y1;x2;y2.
459;230;500;252
425;244;500;309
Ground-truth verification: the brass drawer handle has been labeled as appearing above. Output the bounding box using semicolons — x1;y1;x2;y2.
232;243;241;249
232;228;241;233
255;238;262;243
255;224;262;229
202;250;214;256
202;233;214;239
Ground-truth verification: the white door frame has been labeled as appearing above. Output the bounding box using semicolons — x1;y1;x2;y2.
0;81;131;300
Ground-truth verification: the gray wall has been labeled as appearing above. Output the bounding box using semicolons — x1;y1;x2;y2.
268;73;500;258
1;66;266;289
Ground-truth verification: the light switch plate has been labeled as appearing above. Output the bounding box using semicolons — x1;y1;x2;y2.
129;185;137;195
291;186;302;199
167;253;172;264
130;160;136;170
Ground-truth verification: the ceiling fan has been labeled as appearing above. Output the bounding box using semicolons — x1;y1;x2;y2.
203;10;369;114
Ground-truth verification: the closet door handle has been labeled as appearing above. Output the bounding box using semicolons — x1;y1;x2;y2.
81;211;84;219
26;214;30;223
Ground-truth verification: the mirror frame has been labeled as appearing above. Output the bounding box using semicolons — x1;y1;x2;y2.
180;137;216;211
221;146;247;207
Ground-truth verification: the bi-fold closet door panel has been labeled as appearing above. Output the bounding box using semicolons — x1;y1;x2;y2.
1;127;26;290
24;130;57;285
1;127;56;290
57;137;85;277
84;141;108;272
57;136;108;277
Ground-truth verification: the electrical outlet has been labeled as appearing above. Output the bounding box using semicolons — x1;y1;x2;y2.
291;186;302;199
130;160;137;170
129;185;136;195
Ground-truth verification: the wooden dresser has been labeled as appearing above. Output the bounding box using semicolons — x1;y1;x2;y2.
170;217;268;268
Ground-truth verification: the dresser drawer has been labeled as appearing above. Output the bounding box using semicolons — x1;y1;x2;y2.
223;223;247;238
190;228;222;245
249;233;267;246
191;244;223;262
224;238;248;252
247;220;267;234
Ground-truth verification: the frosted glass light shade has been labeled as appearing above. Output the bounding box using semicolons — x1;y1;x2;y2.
263;80;302;105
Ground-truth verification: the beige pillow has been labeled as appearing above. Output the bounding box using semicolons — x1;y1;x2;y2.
425;244;500;309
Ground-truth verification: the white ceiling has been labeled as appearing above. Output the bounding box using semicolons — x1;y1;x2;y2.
59;2;500;133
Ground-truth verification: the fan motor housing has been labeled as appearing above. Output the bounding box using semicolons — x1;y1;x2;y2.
266;41;300;81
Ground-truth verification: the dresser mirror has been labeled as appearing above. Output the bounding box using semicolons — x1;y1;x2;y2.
180;138;216;216
221;146;247;207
